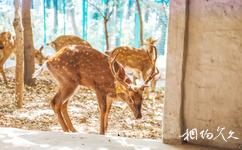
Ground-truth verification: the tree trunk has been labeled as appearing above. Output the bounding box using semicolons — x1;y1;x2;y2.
68;0;78;35
53;0;58;34
82;0;88;40
22;0;35;86
135;0;143;46
13;0;24;108
104;17;109;50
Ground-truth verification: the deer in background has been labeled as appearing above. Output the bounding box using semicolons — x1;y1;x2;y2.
33;45;158;134
47;35;92;51
0;31;46;84
105;37;159;98
33;35;92;66
34;45;48;66
0;32;15;84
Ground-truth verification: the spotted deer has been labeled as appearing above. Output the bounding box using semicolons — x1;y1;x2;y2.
34;45;48;66
106;37;159;98
33;45;158;134
0;31;47;84
0;32;15;84
34;35;92;66
47;35;92;51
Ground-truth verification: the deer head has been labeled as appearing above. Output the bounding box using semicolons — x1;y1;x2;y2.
145;37;157;46
0;32;15;48
144;37;158;60
34;45;48;66
110;53;159;119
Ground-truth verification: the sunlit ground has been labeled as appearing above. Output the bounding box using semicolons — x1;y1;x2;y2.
0;67;164;139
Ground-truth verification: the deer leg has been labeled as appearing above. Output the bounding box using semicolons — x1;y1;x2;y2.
151;78;156;92
142;70;150;99
96;92;107;135
145;87;150;99
104;95;112;132
0;66;7;85
62;100;77;132
133;70;141;85
51;90;69;132
58;85;78;132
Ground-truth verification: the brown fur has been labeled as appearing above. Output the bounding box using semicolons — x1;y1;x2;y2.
0;32;48;84
34;35;92;66
34;45;48;65
107;38;158;96
0;32;15;84
36;45;153;134
48;35;92;51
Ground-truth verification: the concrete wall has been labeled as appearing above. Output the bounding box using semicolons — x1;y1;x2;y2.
163;0;242;149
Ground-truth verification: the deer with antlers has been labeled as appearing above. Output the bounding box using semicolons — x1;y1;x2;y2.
34;35;92;66
0;31;45;84
105;37;159;98
33;45;158;134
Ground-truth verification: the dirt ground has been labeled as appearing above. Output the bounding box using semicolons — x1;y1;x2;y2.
0;68;164;139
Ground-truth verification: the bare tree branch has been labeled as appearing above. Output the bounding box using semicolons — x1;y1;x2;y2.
141;0;168;18
107;3;115;20
87;1;105;17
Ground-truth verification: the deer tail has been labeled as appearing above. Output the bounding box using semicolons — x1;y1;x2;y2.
32;61;48;78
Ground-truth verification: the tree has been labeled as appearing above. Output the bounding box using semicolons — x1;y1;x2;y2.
135;0;144;46
88;0;115;50
82;0;88;40
22;0;35;85
53;0;59;34
142;0;169;55
67;0;78;35
13;0;24;108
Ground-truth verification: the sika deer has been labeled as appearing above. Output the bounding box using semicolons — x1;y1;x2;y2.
34;35;92;66
0;32;15;84
47;35;92;51
0;31;48;84
106;37;159;98
33;45;158;134
34;45;48;66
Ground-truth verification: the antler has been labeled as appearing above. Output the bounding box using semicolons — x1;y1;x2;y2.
143;46;159;87
110;53;130;91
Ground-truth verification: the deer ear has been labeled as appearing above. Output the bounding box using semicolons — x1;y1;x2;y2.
39;45;44;52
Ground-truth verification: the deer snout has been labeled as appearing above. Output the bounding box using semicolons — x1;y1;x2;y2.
134;105;142;119
135;112;142;119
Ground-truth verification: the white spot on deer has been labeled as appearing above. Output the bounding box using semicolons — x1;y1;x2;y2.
69;45;79;52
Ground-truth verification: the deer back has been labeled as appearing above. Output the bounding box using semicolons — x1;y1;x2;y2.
47;45;116;94
109;46;152;71
48;35;92;51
